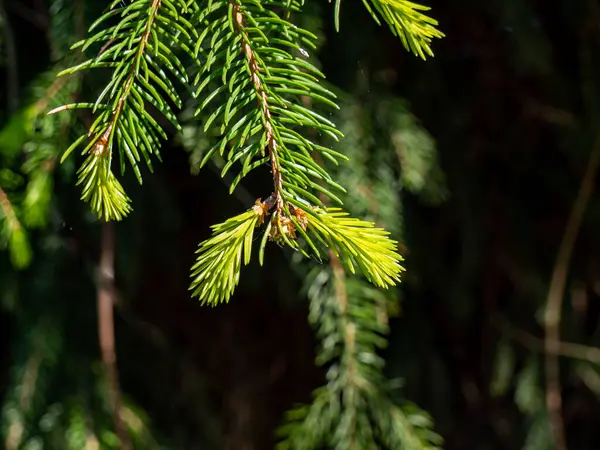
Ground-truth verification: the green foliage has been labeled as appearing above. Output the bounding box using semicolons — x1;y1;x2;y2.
193;0;346;200
304;208;403;287
190;208;262;305
6;1;600;449
186;0;413;304
47;0;445;302
1;319;162;450
4;0;447;448
385;100;448;204
0;67;82;268
0;192;32;269
330;0;444;59
48;0;83;59
489;347;553;450
278;272;442;449
276;85;446;449
50;0;196;220
76;144;133;221
176;1;442;443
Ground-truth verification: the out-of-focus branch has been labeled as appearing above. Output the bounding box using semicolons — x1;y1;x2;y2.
502;320;600;365
0;188;20;230
98;222;131;450
544;135;600;450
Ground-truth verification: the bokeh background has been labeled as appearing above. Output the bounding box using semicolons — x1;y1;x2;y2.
2;0;600;449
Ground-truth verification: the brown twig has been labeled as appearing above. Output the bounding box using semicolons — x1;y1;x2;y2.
232;2;284;213
544;135;600;450
502;320;600;365
98;222;131;450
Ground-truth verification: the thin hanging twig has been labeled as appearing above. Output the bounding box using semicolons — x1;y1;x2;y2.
544;135;600;450
500;319;600;365
98;222;131;450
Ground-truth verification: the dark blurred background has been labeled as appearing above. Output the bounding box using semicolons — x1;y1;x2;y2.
2;0;600;449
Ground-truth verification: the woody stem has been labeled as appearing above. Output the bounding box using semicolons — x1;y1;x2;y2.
232;2;284;214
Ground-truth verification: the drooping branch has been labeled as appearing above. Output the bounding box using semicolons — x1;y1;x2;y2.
190;1;402;301
106;0;162;145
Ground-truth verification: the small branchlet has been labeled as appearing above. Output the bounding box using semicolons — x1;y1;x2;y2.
190;194;404;304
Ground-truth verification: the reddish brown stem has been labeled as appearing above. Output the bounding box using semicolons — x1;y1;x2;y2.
98;222;131;450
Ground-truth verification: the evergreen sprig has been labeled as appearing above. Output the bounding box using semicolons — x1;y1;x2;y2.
186;0;406;304
331;0;444;59
193;0;346;203
50;0;196;220
190;198;404;304
189;207;262;305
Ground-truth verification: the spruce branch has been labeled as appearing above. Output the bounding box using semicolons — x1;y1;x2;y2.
189;207;263;305
50;0;195;221
189;0;405;303
330;0;444;59
45;0;441;306
193;0;346;211
278;265;441;449
76;138;133;222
